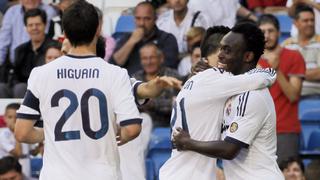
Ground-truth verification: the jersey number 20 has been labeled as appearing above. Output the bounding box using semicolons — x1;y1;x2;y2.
51;88;108;141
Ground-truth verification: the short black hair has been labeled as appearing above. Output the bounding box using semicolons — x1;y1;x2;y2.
0;156;22;175
279;156;305;173
200;26;230;58
45;41;62;54
62;1;99;47
231;22;265;64
294;3;314;20
257;14;280;31
5;103;20;111
24;8;47;26
96;36;106;59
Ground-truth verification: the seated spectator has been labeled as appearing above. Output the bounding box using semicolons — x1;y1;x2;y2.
247;0;287;14
157;0;210;55
287;0;320;36
95;7;116;61
0;156;26;180
44;41;62;64
110;1;179;75
282;4;320;96
133;43;181;127
48;0;79;40
258;14;306;163
185;26;205;52
188;0;257;27
0;8;57;98
178;42;201;77
0;103;22;159
305;160;320;180
0;0;57;65
279;157;306;180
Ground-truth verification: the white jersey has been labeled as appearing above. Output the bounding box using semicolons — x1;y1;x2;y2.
159;68;277;180
17;55;142;180
0;127;15;158
221;89;284;180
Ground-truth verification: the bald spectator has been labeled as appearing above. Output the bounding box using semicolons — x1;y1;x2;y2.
0;0;56;65
133;43;181;127
110;1;179;75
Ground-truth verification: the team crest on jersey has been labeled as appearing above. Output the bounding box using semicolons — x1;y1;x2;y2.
229;122;238;133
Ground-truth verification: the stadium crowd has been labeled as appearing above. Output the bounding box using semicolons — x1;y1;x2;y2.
0;0;320;180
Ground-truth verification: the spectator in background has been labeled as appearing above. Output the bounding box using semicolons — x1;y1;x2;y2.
0;8;57;98
47;0;79;40
157;0;210;56
44;41;62;64
188;0;257;27
279;157;306;180
247;0;287;14
0;0;56;65
282;4;320;96
110;1;179;75
177;26;205;76
133;43;181;127
178;42;201;77
0;156;25;180
0;103;22;159
287;0;320;36
258;14;306;163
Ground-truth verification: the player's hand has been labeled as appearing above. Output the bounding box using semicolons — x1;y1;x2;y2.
191;58;211;76
138;76;182;99
129;27;145;44
172;127;191;151
116;125;127;146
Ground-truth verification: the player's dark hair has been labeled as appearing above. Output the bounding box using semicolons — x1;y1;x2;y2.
257;14;280;31
200;26;230;58
279;156;305;173
45;41;62;54
62;1;99;47
5;103;20;111
0;156;22;175
231;22;265;64
294;4;314;20
24;8;47;26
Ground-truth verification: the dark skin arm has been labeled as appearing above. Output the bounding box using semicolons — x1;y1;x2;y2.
172;127;241;160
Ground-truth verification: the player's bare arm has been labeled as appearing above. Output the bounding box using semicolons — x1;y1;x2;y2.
15;119;44;144
137;76;182;99
117;124;142;146
172;127;241;160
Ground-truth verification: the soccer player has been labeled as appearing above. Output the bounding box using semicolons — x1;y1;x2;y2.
171;23;284;180
14;1;142;180
159;23;278;180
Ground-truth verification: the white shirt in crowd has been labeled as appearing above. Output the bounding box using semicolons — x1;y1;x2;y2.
157;8;210;54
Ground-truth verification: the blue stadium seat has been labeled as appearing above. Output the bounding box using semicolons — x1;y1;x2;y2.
114;15;135;33
307;130;320;150
112;15;135;41
147;127;172;180
299;97;320;145
30;157;43;178
276;14;292;34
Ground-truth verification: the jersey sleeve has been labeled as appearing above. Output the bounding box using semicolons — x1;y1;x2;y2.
224;91;267;148
130;77;148;106
16;67;42;120
113;70;142;126
216;67;276;98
